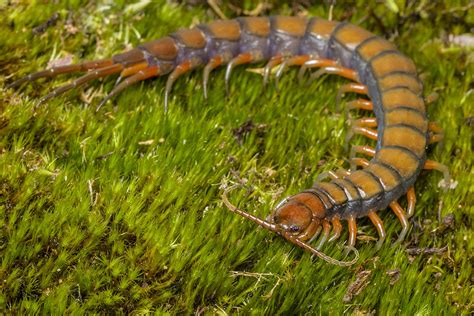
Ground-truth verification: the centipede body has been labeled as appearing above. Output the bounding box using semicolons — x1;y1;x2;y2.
8;15;449;263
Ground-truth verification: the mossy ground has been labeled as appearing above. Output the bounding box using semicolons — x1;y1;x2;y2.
0;1;472;314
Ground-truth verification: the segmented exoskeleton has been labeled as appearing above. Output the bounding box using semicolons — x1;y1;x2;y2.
8;16;450;265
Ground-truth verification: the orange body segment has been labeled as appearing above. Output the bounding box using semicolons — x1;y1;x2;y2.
382;126;427;157
356;37;397;60
206;19;241;40
346;171;383;199
334;23;375;50
365;163;401;191
139;37;179;60
376;148;419;179
385;108;428;131
381;88;426;113
316;182;348;205
307;18;339;39
239;17;271;37
173;28;207;49
378;73;423;95
370;53;417;78
273;16;308;36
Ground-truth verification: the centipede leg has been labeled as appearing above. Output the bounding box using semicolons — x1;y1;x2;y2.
424;91;439;104
308;66;359;85
406;186;416;218
389;200;409;244
164;60;197;112
350;145;376;158
345;117;378;145
39;63;124;104
263;54;284;88
347;216;357;250
7;58;114;89
428;122;445;145
328;217;342;242
308;225;323;243
336;83;369;112
275;55;311;90
353;117;378;128
347;99;373;111
203;56;223;99
345;98;374;121
114;61;149;86
368;210;386;250
316;169;350;182
345;125;378;152
428;121;444;134
316;220;332;250
350;145;375;169
423;160;451;190
350;157;370;170
297;58;339;83
225;52;258;95
429;134;444;144
96;65;159;111
316;170;340;181
349;126;378;141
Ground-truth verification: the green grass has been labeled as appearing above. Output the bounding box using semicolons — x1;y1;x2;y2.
0;1;472;314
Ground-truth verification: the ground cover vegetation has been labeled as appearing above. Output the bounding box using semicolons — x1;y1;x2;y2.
0;0;472;314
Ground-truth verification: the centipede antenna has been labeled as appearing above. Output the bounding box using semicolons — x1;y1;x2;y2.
284;233;359;266
222;185;278;233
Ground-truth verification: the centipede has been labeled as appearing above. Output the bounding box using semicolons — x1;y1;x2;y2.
7;16;450;266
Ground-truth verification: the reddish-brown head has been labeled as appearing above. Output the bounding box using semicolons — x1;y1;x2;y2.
269;192;327;241
223;186;358;266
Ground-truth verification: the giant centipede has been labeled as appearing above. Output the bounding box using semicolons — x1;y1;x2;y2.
7;16;450;266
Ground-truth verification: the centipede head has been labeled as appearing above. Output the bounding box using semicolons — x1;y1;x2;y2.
222;186;357;266
269;192;326;241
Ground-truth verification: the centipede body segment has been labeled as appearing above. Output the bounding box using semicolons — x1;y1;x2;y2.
8;16;449;264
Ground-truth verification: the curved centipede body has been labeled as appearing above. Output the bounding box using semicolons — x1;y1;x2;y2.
8;16;450;265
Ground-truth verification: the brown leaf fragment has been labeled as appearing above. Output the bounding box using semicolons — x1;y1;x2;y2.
406;246;448;256
442;214;455;229
232;120;267;145
343;270;372;303
386;269;401;285
32;12;60;35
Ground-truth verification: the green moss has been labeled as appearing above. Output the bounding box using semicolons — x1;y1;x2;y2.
1;1;472;314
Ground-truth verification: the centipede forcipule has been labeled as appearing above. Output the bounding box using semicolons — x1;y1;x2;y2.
7;16;450;265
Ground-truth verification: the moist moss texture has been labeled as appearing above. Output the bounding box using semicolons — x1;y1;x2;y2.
0;1;472;314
